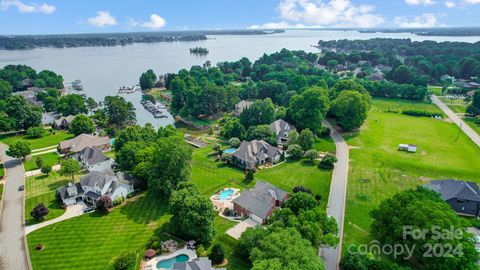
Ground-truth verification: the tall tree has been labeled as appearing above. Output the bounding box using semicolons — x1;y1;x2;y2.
467;91;480;116
297;128;315;151
57;94;87;116
240;98;276;128
287;87;330;133
58;159;81;181
69;115;95;136
6;141;31;160
332;91;370;131
103;96;136;128
139;69;157;90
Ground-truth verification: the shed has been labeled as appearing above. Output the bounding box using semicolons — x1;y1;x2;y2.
398;144;417;153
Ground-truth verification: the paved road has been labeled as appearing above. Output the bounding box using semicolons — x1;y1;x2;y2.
0;143;30;270
321;120;350;270
432;95;480;147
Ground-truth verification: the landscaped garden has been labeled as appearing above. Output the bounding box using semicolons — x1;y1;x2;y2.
343;98;480;246
24;152;60;172
0;130;73;150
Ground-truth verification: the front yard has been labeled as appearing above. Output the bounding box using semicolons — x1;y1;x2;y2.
0;130;73;150
24;152;60;172
343;99;480;246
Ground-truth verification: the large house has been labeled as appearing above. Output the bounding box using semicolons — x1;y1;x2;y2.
231;140;282;169
57;171;134;206
172;257;225;270
53;115;76;129
425;179;480;217
73;147;113;173
269;119;296;144
232;181;288;224
59;134;110;154
234;100;253;115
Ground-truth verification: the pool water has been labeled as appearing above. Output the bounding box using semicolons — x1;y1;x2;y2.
223;148;236;154
220;188;235;200
156;254;189;269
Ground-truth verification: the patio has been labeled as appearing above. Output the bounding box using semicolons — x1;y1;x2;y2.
144;247;197;270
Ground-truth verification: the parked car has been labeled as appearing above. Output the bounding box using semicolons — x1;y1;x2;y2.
18;185;24;191
83;206;95;213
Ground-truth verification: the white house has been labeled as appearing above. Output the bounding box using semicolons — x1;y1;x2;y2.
73;147;113;173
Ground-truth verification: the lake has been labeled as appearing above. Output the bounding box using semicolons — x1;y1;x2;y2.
1;30;479;128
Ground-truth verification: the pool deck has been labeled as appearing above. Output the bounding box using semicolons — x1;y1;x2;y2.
209;187;240;215
144;247;197;270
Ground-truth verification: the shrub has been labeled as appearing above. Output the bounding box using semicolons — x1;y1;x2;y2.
212;143;222;155
223;208;234;216
35;157;44;169
402;109;441;118
111;251;136;270
41;165;52;175
286;144;303;160
31;203;49;220
318;153;338;169
196;245;208;257
244;170;254;183
96;195;113;212
144;249;156;259
304;149;319;162
208;243;225;265
293;186;312;194
112;197;123;206
26;126;45;138
228;137;241;148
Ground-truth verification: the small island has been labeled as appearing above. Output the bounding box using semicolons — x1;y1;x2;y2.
189;47;209;55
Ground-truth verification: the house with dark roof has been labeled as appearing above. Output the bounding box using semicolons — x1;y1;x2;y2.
425;179;480;217
59;134;110;154
172;257;224;270
232;181;288;224
73;147;113;173
53;115;76;129
57;171;134;206
231;140;282;169
234;100;253;115
269;119;296;144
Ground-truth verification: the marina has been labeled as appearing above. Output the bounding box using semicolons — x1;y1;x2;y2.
140;100;168;118
117;85;140;94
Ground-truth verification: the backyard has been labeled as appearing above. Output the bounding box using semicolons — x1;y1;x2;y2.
343;99;480;246
0;130;73;150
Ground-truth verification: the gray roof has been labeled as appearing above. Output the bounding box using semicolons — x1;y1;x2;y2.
59;134;110;153
57;182;83;200
54;115;75;127
269;119;296;139
80;171;116;190
75;147;110;166
41;112;56;125
172;257;215;270
232;181;287;220
232;140;280;167
425;179;480;202
84;191;101;200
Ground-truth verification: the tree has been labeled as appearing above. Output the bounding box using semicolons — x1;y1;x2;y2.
111;251;136;270
0;79;12;100
287;130;298;146
69;115;95;136
285;192;318;215
26;126;45;138
237;227;267;258
41;165;52;175
287;87;330;133
250;228;324;270
85;97;98;114
370;187;478;269
57;94;87;116
212;143;222;155
58;158;80;181
30;203;49;220
169;184;215;243
150;136;193;196
139;69;157;90
467;91;480;116
304;149;319;163
6;141;31;160
245;170;254;183
246;125;276;145
293;186;312;194
96;195;113;212
297;128;315;151
5;95;42;130
35;157;43;169
103;96;136;128
318;153;337;169
391;65;413;84
221;118;246;140
240;98;276;128
286;144;303;160
208;243;225;265
228;137;241;148
332;91;370;131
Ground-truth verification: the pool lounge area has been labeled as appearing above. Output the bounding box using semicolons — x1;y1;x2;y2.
223;147;236;154
144;248;197;270
210;187;241;219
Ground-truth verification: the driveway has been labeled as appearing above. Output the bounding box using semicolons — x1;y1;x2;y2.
226;218;259;240
0;143;30;270
26;202;86;234
321;120;350;270
431;95;480;147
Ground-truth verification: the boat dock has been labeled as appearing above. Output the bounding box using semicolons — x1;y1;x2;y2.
118;85;140;94
140;100;168;118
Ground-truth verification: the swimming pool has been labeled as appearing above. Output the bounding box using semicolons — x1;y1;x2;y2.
219;188;235;200
156;254;189;269
223;148;236;154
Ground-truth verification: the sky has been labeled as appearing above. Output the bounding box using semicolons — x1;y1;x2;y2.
1;0;480;34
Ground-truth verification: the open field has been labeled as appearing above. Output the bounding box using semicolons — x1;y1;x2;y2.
24;172;77;225
428;85;443;95
343;99;480;246
24;152;60;172
372;98;444;115
439;97;467;114
0;131;73;150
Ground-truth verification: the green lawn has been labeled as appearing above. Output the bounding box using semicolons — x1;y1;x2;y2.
28;192;170;270
0;163;4;178
25;172;74;225
0;131;73;150
439;97;467;114
343;99;480;247
465;117;480;136
24;152;60;172
428;85;443;95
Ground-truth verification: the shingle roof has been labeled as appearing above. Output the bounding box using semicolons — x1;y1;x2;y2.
59;134;109;153
57;182;83;200
172;257;214;270
54;115;75;127
232;140;280;167
75;147;110;166
269;119;296;139
426;179;480;202
80;171;116;190
84;191;101;200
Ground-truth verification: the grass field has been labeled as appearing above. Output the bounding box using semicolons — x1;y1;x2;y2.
0;131;73;150
428;85;443;95
24;152;60;172
343;99;480;246
24;172;76;225
439;97;467;114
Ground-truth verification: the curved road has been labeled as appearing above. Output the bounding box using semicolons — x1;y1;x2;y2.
321;120;349;270
0;143;30;270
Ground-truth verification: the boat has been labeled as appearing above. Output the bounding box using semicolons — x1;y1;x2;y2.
117;85;140;94
141;100;168;118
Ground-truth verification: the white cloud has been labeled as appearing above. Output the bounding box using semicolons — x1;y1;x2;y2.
404;0;436;5
248;21;323;29
141;14;166;29
255;0;384;28
394;13;441;27
445;1;456;7
465;0;480;3
87;11;117;27
0;0;55;14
